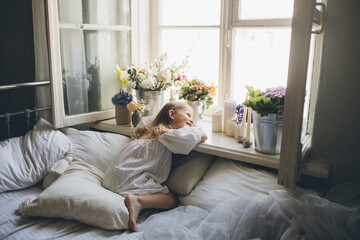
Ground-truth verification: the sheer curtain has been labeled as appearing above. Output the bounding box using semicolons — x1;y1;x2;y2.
32;0;89;117
32;0;51;121
58;0;89;115
32;0;131;123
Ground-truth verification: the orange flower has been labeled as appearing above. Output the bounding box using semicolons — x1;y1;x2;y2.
209;83;217;97
127;101;139;112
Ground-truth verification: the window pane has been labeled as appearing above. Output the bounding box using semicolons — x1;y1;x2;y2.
59;29;131;115
161;28;220;101
301;34;316;140
232;28;291;104
161;0;220;26
58;0;130;26
238;0;293;20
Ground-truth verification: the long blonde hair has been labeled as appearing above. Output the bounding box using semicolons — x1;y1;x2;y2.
132;101;189;140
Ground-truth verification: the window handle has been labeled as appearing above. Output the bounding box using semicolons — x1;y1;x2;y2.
312;3;326;34
226;30;231;48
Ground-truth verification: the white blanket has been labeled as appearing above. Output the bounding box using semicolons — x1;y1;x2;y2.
1;183;359;240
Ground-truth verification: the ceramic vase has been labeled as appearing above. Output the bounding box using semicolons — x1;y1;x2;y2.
190;100;206;127
115;105;131;125
132;111;141;127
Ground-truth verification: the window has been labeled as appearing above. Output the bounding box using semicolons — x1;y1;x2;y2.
226;0;293;104
152;0;325;188
152;0;221;106
46;0;134;128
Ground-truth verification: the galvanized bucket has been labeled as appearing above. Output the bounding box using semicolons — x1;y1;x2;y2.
136;90;164;116
253;112;283;155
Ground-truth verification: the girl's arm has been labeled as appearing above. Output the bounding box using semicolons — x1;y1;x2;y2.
201;132;208;142
158;126;204;154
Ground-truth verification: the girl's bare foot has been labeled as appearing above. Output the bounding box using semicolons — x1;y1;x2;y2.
124;195;142;232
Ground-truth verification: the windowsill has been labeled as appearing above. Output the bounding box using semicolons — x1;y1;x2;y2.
90;117;330;179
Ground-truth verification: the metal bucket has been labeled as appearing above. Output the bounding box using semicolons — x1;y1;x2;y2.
253;112;283;155
136;90;164;116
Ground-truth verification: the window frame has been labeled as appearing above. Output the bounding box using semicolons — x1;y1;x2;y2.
46;0;138;128
150;0;324;188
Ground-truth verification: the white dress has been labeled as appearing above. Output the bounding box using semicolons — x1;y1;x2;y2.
103;126;203;196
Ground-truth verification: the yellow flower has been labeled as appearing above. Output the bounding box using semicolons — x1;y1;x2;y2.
115;68;121;77
122;76;128;84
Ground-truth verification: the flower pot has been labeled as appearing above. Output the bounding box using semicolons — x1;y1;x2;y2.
253;112;283;154
132;112;141;127
190;100;205;127
136;90;164;116
115;105;132;125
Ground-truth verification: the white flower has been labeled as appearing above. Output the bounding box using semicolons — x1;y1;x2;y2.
125;81;136;91
146;64;158;77
140;78;155;89
120;70;129;83
157;69;171;83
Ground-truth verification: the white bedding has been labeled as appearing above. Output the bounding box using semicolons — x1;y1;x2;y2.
1;121;358;239
1;182;359;240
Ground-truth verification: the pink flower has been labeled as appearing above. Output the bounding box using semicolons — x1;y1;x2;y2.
176;74;187;81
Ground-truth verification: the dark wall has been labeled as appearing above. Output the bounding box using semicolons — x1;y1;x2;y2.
311;0;360;185
0;0;36;140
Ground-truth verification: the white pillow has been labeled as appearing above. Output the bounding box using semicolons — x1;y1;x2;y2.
42;156;73;189
167;151;214;196
61;128;131;172
179;158;291;212
0;118;71;193
18;158;129;230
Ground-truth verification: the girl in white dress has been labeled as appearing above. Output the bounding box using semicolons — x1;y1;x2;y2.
103;101;208;232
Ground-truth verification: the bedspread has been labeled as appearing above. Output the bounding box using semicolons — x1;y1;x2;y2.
1;183;359;240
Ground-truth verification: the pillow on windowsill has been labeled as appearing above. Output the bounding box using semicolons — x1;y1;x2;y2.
19;158;129;230
0;118;71;193
167;151;215;196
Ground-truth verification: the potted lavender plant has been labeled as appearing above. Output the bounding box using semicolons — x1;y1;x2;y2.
243;86;286;154
112;90;133;125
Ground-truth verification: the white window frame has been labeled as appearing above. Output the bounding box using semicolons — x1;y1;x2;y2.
220;0;293;108
46;0;138;128
150;0;325;189
149;0;222;109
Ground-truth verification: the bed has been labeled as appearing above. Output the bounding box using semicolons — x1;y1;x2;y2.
1;118;359;240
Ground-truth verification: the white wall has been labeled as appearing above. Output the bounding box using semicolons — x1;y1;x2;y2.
311;0;360;185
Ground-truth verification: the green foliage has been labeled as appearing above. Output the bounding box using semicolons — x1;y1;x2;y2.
243;86;285;117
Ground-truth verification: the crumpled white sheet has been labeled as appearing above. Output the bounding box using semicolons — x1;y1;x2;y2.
1;183;359;240
130;183;360;240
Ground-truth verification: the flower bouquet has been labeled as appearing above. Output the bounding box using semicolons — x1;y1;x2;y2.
115;53;188;92
243;86;286;117
111;90;133;106
177;78;217;109
111;90;133;125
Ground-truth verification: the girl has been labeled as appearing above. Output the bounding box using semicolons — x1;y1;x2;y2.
103;101;207;232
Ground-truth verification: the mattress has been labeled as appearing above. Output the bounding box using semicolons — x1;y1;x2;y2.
2;181;359;240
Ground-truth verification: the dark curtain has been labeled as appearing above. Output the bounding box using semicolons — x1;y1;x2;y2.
0;0;36;140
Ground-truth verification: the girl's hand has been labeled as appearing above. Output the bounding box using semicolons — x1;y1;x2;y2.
201;133;208;142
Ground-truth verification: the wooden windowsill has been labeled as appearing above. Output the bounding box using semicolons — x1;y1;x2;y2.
90;118;330;179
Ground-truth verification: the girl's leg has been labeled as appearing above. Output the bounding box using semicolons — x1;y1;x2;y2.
124;192;178;232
